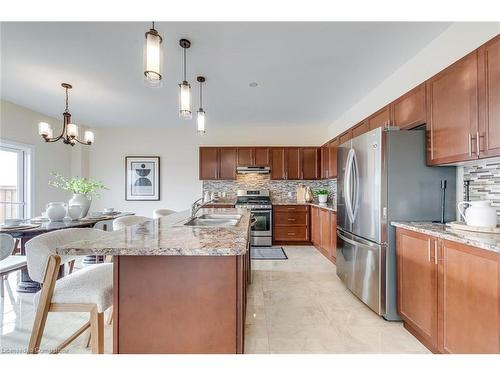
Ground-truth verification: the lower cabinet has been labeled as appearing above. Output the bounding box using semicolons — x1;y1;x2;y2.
273;205;310;244
311;206;337;263
396;228;500;353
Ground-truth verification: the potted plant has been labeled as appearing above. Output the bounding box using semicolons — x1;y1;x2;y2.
49;173;107;218
316;189;329;204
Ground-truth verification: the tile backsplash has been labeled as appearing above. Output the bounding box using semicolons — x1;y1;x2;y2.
202;174;336;203
463;158;500;217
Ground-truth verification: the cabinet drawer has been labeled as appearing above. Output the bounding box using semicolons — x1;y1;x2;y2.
274;226;308;241
273;205;309;212
274;212;308;226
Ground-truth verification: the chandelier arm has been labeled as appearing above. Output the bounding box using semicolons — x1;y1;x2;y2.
73;137;90;146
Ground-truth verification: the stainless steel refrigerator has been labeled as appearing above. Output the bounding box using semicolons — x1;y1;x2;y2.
336;127;456;320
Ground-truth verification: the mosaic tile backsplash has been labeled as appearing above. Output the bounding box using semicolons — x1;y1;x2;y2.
202;174;337;204
463;158;500;217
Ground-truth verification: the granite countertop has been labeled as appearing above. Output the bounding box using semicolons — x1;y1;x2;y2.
56;208;251;257
272;199;337;212
391;221;500;254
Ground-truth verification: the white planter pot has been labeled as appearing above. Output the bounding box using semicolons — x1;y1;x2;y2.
318;194;328;203
69;194;91;218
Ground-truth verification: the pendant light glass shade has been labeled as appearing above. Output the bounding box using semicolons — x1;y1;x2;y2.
143;22;163;87
84;130;95;144
197;109;206;134
38;122;52;137
179;81;192;119
67;123;78;138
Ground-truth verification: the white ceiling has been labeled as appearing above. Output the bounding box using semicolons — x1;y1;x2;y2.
0;22;451;129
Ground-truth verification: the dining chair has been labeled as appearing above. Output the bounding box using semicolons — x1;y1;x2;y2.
0;233;27;298
152;208;176;219
112;215;150;230
26;228;112;354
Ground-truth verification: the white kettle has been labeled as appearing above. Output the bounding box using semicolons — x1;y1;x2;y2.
457;200;497;228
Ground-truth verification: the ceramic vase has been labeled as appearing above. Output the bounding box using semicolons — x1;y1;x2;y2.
304;187;313;203
318;194;328;203
69;194;91;218
46;202;67;222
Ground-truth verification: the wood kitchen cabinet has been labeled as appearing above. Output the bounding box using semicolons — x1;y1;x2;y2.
319;208;331;255
254;147;270;166
320;145;329;179
199;147;219;180
328;138;338;178
396;228;439;351
478;34;500;158
426;51;479;165
311;206;320;246
273;205;310;244
438;240;499;354
338;129;352;145
218;148;237;180
270;147;286;180
286;147;301;180
352;120;369;137
368;106;391;130
302;147;320;180
396;228;500;353
237;147;254;166
391;83;426;129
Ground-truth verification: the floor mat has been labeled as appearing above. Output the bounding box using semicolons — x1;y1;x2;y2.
250;246;287;260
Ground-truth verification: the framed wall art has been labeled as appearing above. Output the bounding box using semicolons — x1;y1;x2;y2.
125;156;160;201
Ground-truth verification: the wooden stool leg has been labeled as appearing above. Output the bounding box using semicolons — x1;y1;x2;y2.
90;308;104;354
0;276;4;298
85;331;91;348
68;260;75;275
107;306;113;325
28;255;61;354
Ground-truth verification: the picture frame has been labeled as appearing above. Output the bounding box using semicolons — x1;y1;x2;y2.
125;156;160;201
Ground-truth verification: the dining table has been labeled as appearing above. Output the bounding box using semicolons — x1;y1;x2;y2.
1;212;133;293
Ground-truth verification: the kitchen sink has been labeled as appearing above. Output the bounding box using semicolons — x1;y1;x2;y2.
183;214;242;227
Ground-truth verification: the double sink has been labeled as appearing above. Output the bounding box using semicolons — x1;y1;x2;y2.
184;213;242;227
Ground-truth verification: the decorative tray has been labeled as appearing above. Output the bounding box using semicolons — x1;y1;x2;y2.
447;221;500;234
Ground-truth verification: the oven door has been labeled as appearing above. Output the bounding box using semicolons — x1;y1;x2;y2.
250;209;272;237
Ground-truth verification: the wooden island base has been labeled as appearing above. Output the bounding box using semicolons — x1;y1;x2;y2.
113;253;250;354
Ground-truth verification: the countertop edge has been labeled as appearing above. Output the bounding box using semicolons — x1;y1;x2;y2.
391;221;500;254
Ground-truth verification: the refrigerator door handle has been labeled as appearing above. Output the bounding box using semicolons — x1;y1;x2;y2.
337;228;380;250
344;149;355;223
351;150;360;221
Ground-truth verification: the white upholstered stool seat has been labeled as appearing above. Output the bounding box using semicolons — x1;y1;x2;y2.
34;263;113;313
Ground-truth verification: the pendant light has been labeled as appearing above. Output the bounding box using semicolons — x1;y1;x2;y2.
178;39;192;119
143;21;163;87
38;83;94;146
196;76;206;135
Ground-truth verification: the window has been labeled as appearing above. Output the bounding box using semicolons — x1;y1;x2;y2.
0;141;33;221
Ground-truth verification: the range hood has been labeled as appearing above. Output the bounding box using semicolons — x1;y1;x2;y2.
236;166;271;174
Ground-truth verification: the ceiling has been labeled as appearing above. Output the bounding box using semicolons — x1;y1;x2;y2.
0;22;451;129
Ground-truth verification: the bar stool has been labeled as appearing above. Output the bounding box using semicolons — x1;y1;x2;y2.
112;215;150;230
152;208;176;219
0;234;27;298
26;228;112;354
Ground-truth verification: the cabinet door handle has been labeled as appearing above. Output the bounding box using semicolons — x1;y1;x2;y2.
476;131;480;154
428;240;432;262
468;133;472;156
434;241;438;265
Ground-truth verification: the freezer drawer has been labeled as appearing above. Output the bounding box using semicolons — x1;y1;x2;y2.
336;228;385;315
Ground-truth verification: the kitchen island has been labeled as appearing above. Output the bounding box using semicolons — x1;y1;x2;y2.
56;208;252;354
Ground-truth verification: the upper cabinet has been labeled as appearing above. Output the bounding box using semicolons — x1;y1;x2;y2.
237;147;270;166
199;147;219;180
302;147;320;180
352;120;369;137
270;147;286;180
426;51;479;165
478;34;500;158
286;147;302;180
338;129;352;145
199;147;237;180
328;138;338;178
391;83;426;129
320;145;329;179
368;107;391;130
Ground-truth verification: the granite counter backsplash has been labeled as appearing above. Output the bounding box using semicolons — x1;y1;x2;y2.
202;174;336;204
391;221;500;254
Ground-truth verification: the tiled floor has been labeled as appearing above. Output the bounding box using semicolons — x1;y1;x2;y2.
0;246;428;354
244;246;429;354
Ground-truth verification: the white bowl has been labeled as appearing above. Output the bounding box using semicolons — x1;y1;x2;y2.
4;219;23;227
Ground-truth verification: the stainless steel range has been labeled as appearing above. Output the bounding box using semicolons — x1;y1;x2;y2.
235;189;272;247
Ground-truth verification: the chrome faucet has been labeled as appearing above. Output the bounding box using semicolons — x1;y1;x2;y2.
190;197;211;219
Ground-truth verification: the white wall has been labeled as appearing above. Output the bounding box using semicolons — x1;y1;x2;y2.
328;22;500;138
0;100;89;216
88;124;327;216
